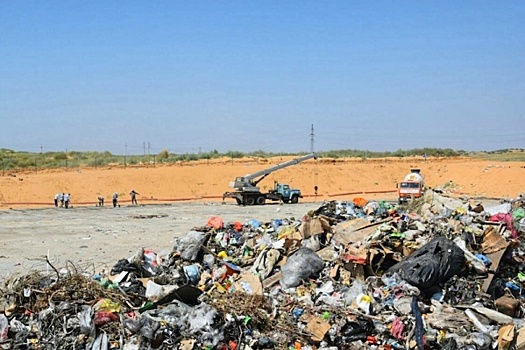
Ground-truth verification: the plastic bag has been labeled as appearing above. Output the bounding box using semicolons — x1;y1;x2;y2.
91;333;109;350
206;216;224;230
248;219;261;229
386;236;465;292
0;314;8;342
78;305;94;335
203;254;215;270
280;248;325;288
271;219;283;230
356;293;372;314
144;301;220;347
253;248;281;279
302;234;321;251
94;311;119;326
93;298;121;313
173;230;208;261
341;279;365;305
183;265;201;284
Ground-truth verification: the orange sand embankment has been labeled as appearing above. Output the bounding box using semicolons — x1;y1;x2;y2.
0;156;523;208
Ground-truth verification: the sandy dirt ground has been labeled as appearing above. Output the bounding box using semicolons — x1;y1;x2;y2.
0;156;524;207
0;156;523;277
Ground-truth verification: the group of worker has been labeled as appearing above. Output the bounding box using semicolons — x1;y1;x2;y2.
97;190;139;207
53;193;71;208
53;190;139;208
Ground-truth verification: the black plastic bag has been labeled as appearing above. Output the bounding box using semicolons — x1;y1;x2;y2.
339;317;375;343
110;258;153;278
386;236;465;292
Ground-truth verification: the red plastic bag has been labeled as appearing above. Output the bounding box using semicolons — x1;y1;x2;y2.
207;216;224;229
353;197;368;208
94;311;119;326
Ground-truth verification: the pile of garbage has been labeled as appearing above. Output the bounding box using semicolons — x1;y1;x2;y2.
1;190;525;349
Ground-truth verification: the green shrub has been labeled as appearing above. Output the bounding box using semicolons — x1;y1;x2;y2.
159;149;170;159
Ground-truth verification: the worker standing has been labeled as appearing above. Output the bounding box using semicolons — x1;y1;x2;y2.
54;193;60;207
112;193;119;208
98;196;104;207
130;190;139;205
64;193;71;209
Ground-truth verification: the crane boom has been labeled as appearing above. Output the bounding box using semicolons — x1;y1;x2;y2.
229;153;317;192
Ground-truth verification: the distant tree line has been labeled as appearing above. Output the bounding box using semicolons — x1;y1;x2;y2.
0;147;523;172
318;148;465;159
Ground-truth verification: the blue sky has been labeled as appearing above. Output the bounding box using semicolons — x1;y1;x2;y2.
1;1;523;154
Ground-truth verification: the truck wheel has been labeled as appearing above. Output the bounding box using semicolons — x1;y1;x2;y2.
235;198;242;205
246;197;255;206
291;195;299;204
256;196;266;205
282;199;289;204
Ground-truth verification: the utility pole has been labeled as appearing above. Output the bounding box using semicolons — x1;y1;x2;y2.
65;149;68;169
143;141;146;165
148;142;151;166
310;124;318;200
124;143;127;168
310;124;315;153
40;144;43;170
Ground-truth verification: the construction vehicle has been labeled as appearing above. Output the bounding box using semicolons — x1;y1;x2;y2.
222;153;317;205
397;168;425;203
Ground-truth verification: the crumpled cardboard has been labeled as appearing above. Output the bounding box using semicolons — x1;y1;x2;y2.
299;217;325;239
179;339;196;350
516;327;525;350
498;324;515;350
234;272;263;296
482;226;510;255
306;316;331;342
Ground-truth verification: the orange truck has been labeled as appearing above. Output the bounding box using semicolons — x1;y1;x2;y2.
398;169;425;204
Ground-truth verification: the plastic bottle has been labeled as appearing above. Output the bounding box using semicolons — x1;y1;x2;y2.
465;309;489;333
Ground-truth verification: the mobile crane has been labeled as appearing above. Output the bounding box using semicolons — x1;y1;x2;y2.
222;153;317;205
